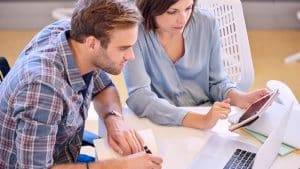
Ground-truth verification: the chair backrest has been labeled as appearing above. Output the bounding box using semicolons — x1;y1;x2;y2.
0;56;10;82
198;0;254;91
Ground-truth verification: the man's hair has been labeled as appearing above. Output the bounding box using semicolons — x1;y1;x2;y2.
136;0;197;32
70;0;142;48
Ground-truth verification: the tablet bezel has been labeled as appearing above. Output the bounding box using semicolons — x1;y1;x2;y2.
229;89;279;131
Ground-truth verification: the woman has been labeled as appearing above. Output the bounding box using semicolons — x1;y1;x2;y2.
123;0;268;129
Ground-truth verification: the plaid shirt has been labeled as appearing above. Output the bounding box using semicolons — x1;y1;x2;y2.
0;20;113;168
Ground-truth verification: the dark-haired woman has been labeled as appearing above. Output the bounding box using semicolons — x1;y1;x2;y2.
124;0;268;129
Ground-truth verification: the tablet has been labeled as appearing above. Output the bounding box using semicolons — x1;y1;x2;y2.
229;89;279;131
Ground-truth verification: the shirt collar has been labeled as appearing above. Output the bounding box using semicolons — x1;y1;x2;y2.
58;30;87;93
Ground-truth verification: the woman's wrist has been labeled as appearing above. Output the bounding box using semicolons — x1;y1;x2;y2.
182;112;208;129
226;88;247;107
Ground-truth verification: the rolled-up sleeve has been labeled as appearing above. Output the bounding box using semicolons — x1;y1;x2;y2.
208;18;236;101
13;81;63;168
92;69;114;97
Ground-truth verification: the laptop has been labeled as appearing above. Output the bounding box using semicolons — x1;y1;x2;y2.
188;103;294;169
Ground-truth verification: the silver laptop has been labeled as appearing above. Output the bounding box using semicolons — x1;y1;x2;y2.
188;103;294;169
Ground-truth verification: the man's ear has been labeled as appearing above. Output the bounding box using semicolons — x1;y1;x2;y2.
85;36;100;50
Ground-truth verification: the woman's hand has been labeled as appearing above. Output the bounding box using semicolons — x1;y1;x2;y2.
227;88;269;109
204;98;231;128
182;99;231;129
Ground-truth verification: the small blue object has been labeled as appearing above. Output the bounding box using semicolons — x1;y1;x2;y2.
82;130;100;146
77;154;95;163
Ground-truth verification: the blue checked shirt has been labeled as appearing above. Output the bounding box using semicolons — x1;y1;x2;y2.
0;20;113;168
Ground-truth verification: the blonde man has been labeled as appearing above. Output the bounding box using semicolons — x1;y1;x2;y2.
0;0;162;168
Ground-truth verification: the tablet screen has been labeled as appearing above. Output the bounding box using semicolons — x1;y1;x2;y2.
238;92;273;123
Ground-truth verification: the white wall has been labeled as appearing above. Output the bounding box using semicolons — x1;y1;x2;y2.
0;1;73;29
1;1;300;29
243;1;300;29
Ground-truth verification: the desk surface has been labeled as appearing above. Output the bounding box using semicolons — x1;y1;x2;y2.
94;106;300;169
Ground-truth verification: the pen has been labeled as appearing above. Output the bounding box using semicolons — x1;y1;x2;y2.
143;145;152;154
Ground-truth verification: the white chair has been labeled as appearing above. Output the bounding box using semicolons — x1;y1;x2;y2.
198;0;254;91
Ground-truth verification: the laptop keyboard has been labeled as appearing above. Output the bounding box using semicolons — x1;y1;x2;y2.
223;149;256;169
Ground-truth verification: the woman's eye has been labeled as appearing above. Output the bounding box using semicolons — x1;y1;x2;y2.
186;6;193;11
166;11;176;15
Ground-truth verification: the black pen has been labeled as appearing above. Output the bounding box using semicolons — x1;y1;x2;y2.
143;145;152;154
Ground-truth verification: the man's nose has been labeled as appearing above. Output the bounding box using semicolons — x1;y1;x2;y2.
125;48;135;61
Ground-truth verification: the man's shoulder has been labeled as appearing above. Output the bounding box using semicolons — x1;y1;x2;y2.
9;56;65;90
32;20;71;47
22;20;71;60
41;20;71;36
16;20;71;84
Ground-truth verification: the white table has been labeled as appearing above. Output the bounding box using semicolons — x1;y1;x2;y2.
93;106;300;169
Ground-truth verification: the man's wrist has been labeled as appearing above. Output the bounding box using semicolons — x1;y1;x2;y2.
103;110;123;120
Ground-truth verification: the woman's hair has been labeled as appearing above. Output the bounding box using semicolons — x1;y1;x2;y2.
70;0;142;48
136;0;197;32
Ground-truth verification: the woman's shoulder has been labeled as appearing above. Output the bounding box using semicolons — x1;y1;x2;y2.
137;24;155;39
185;7;217;33
192;7;216;24
136;24;156;46
136;24;148;35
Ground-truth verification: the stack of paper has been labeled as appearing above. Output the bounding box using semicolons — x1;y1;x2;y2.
243;128;295;156
93;129;158;160
245;102;300;149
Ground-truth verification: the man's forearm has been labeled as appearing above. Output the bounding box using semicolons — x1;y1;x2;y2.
52;160;121;169
93;86;122;119
52;163;87;169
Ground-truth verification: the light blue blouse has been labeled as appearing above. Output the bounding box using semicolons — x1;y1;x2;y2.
123;8;236;126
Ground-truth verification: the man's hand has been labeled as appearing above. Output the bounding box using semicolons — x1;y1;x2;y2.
119;152;163;169
92;86;143;155
87;152;163;169
53;152;163;169
104;115;144;155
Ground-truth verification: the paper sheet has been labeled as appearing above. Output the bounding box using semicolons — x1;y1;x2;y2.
93;129;158;160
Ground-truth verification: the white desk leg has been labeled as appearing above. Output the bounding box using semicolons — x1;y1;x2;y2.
284;52;300;64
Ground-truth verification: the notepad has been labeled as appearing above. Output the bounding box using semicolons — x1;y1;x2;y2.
243;128;295;156
93;129;158;160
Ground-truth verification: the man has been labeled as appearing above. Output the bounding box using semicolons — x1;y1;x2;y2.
0;0;162;168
